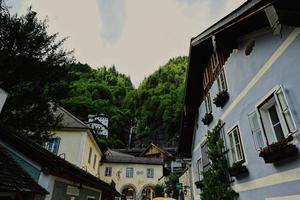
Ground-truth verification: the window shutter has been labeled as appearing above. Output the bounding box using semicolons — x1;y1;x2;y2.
274;86;297;134
201;142;210;172
53;137;61;155
248;111;265;150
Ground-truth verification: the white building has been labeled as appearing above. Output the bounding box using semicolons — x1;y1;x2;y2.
88;114;109;137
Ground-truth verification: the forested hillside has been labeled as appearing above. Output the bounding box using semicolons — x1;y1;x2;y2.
60;63;135;148
133;57;188;147
60;57;188;148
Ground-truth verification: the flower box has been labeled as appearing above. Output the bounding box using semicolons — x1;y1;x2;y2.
202;113;213;125
213;91;229;108
259;135;298;163
194;180;204;189
228;161;248;177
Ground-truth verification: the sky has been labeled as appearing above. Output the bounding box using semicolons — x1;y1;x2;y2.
8;0;245;86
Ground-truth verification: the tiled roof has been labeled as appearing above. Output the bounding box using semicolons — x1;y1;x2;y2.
52;105;89;129
103;150;163;165
0;146;48;194
0;124;120;196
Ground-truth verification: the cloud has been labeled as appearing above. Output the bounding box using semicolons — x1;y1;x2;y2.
97;0;127;45
11;0;245;86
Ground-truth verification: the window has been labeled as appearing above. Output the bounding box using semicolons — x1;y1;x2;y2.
227;126;245;164
203;68;210;88
201;141;210;172
93;154;97;169
105;167;112;176
197;158;203;180
88;147;92;164
47;137;61;155
249;86;296;149
126;168;133;178
204;93;212;114
217;69;227;93
147;168;154;178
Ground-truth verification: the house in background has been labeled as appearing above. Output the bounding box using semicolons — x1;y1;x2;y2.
140;143;185;174
47;106;103;177
87;114;109;137
0;124;119;200
99;149;164;200
178;0;300;199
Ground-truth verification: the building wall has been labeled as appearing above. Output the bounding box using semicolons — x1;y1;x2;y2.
52;129;102;176
82;131;102;176
52;130;83;166
191;26;300;199
51;180;101;200
179;168;192;200
99;162;163;199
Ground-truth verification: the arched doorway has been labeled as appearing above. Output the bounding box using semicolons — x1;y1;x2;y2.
121;184;136;200
140;185;155;200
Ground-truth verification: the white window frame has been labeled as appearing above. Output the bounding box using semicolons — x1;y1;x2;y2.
105;167;112;177
126;168;134;178
47;137;61;155
227;125;245;165
204;93;212;114
203;68;210;88
217;69;227;93
147;168;154;178
250;85;297;149
197;158;203;181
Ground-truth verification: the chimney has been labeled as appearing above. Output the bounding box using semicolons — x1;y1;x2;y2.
0;88;8;113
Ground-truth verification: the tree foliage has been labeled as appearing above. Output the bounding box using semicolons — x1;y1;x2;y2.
0;3;72;144
134;56;187;146
61;63;134;148
165;172;179;199
201;121;238;200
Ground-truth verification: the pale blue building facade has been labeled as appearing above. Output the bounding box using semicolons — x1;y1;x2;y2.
178;0;300;199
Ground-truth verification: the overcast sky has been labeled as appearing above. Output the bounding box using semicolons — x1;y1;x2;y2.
8;0;245;86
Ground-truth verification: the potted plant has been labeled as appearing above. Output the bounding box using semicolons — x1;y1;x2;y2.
228;161;248;177
259;135;298;163
195;180;204;189
202;113;213;125
213;91;229;108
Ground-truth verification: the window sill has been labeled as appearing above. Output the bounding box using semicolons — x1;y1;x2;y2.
202;113;213;125
259;135;298;163
228;161;248;177
213;91;229;108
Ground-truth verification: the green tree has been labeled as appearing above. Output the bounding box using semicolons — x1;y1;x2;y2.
134;56;188;146
154;184;165;197
61;63;134;148
165;172;179;199
201;121;238;200
0;3;72;144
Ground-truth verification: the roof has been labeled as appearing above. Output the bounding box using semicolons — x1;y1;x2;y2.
105;149;135;157
53;105;89;129
0;146;49;194
103;150;163;165
178;0;300;157
103;156;163;165
0;124;120;196
140;143;175;160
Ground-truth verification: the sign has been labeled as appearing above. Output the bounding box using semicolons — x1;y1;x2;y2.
176;183;183;190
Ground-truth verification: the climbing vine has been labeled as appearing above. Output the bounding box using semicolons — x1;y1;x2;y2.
200;120;238;200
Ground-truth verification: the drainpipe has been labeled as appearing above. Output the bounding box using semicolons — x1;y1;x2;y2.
0;88;8;113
